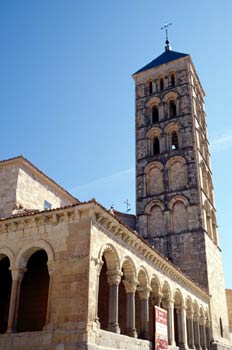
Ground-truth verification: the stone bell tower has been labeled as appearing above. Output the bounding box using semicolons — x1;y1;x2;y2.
133;39;231;345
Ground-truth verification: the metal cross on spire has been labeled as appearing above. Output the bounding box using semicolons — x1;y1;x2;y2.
161;22;172;51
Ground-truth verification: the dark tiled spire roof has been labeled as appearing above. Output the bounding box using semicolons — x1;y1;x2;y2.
134;49;189;75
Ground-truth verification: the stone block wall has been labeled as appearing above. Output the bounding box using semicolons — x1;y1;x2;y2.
226;289;232;333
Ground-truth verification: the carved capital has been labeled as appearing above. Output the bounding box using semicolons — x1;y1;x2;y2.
123;277;138;293
106;270;122;286
10;268;26;282
138;286;151;300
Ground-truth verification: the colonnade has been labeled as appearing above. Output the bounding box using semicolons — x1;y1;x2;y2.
97;264;211;350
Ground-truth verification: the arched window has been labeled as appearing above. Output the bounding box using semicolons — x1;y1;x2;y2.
169;100;177;118
171;74;175;87
160;78;164;91
171;131;179;150
153;137;160;155
152;106;159;123
148;81;153;94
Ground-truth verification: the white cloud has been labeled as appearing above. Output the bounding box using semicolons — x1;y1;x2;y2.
210;130;232;152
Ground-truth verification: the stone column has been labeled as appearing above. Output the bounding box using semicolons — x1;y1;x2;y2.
200;317;207;350
95;259;103;325
43;264;54;330
180;306;188;350
187;309;195;349
205;320;211;350
138;287;151;340
167;299;176;346
194;313;202;350
107;270;122;333
7;268;26;333
123;278;137;338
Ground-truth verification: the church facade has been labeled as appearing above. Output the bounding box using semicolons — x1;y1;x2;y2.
0;43;231;350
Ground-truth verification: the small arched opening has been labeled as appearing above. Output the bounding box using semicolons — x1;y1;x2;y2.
160;78;164;91
148;81;153;95
153;137;160;155
152;106;159;123
98;257;109;331
16;250;50;332
0;256;12;334
171;74;175;87
171;131;179;150
169;100;177;118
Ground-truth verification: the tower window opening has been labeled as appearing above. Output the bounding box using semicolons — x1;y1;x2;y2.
148;81;153;94
160;78;164;91
171;131;179;150
220;317;223;337
169;100;177;118
153;137;160;155
152;106;159;123
171;74;175;87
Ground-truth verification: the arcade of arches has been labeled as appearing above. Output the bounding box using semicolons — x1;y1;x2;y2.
97;246;211;349
0;249;50;334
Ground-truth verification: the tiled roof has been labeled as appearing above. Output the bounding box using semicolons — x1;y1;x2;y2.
134;49;189;75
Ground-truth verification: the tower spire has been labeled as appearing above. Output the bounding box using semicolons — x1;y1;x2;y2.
161;22;172;51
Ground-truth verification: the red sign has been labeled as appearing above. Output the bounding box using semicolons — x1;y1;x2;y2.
154;306;168;350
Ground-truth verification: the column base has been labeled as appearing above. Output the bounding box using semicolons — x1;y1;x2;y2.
107;323;120;333
126;328;137;338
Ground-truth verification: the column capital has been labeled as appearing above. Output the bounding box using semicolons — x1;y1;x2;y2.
187;308;194;319
137;286;151;300
107;270;122;286
123;277;138;293
95;259;104;276
194;311;200;322
10;267;26;281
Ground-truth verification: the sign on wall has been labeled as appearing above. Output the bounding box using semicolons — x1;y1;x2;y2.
154;306;168;350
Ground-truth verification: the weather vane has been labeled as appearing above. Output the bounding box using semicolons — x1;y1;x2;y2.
161;22;172;42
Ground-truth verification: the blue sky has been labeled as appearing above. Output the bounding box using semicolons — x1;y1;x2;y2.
0;1;232;288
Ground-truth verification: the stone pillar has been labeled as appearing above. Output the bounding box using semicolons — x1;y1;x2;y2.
107;270;122;333
43;264;54;330
205;320;211;350
138;287;151;340
7;268;25;333
200;317;207;350
179;306;188;350
95;259;103;325
187;310;195;349
167;299;175;346
194;313;202;350
123;278;137;338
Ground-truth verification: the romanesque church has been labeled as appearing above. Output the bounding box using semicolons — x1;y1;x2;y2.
0;40;231;350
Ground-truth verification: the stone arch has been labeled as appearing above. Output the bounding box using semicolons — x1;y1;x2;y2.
164;122;180;151
166;156;187;191
146;96;160;107
146;127;162;156
137;266;149;288
145;200;165;237
150;274;161;294
145;161;164;195
169;195;189;233
121;255;137;279
211;211;218;245
163;91;178;103
204;201;212;239
161;280;172;301
98;243;120;271
0;247;15;269
15;240;55;269
174;289;184;308
16;249;50;332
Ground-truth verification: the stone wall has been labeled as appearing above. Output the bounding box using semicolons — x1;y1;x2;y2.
0;165;18;218
226;289;232;333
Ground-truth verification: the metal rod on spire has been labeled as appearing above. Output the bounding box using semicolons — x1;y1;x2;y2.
161;22;172;41
161;22;172;51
